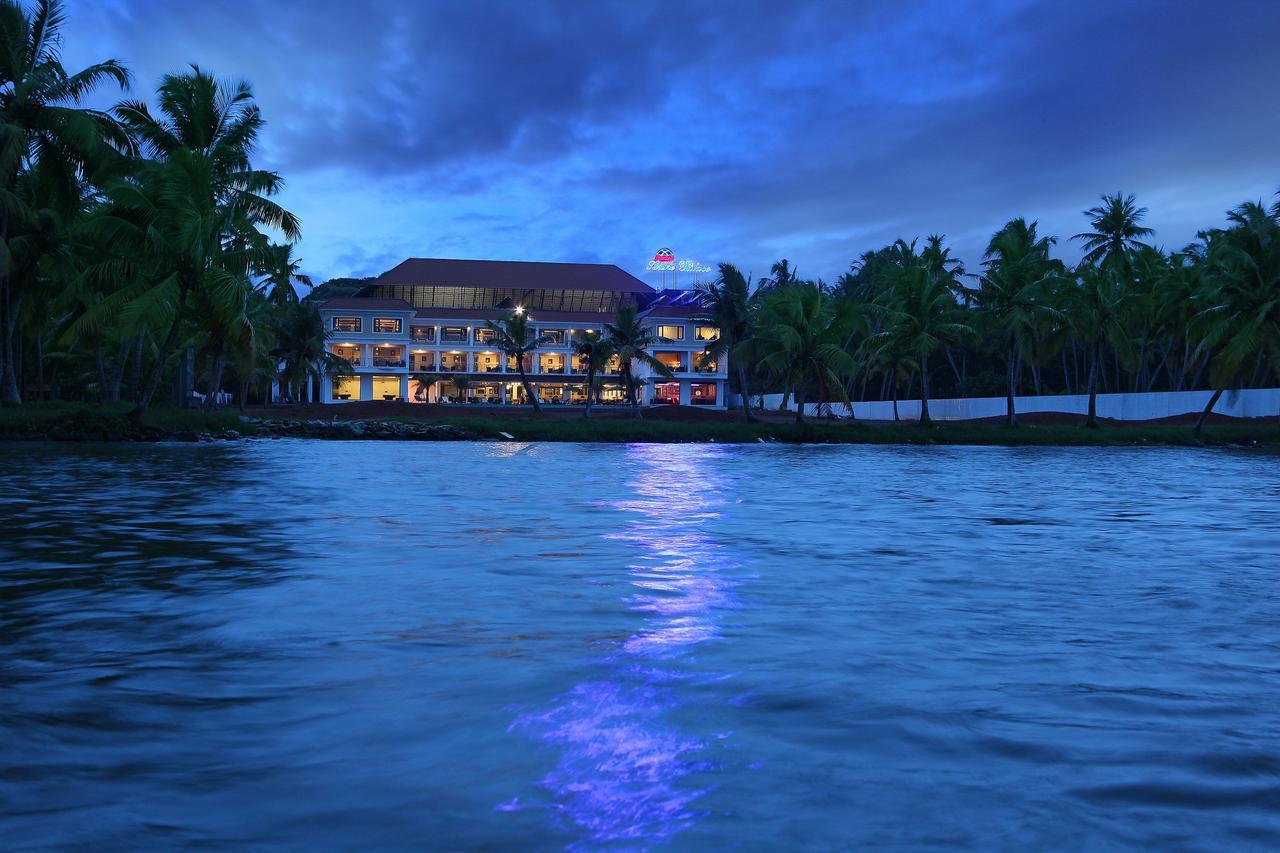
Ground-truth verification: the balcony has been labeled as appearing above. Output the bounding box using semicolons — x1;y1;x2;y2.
440;327;468;343
410;327;436;343
654;351;686;373
371;346;406;369
693;356;719;374
329;344;362;365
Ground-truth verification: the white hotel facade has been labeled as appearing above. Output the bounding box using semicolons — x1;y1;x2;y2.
316;258;727;408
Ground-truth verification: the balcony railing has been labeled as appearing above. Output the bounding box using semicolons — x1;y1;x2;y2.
410;329;435;342
373;357;405;368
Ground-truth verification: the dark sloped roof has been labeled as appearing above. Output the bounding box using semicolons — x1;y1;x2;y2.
320;297;416;312
375;258;654;294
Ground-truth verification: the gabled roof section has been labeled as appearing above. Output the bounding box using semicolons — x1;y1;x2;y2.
373;258;655;294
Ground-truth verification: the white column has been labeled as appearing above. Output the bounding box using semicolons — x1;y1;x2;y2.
398;375;408;401
679;382;692;406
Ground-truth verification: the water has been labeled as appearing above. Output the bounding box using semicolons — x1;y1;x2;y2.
2;440;1279;850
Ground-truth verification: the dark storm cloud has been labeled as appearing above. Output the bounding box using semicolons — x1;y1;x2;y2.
62;0;1280;281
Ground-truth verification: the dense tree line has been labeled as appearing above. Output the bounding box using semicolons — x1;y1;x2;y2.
702;191;1280;429
0;0;336;416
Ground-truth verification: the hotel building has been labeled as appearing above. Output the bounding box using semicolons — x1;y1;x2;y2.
316;258;726;408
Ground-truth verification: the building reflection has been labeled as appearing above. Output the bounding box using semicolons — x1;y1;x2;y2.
508;445;739;846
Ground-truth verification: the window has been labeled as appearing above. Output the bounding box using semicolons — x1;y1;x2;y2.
695;325;720;341
371;346;404;368
694;354;718;374
333;317;361;333
440;351;468;372
474;327;497;344
655;351;685;372
331;375;361;401
329;344;361;364
410;326;435;342
441;326;467;342
372;375;401;401
540;329;566;345
655;324;684;341
474;352;502;373
653;382;680;405
374;318;402;334
690;382;717;406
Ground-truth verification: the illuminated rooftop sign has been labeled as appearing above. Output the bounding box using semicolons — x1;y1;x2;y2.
646;248;713;274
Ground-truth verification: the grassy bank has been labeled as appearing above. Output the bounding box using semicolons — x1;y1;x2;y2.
0;402;256;441
426;415;1280;447
1;402;1277;446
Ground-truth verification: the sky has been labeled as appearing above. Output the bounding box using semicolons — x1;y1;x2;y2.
62;0;1280;287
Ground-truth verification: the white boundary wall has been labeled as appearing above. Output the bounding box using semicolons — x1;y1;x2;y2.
734;388;1280;421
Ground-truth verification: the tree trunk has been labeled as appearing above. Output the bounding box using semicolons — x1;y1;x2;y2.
130;277;191;420
94;335;109;404
205;354;226;411
106;340;129;404
1005;340;1017;427
127;334;145;402
0;284;23;404
515;360;539;412
919;352;931;424
737;361;755;422
623;364;642;418
1085;341;1100;428
892;378;899;421
33;330;44;402
1195;387;1224;434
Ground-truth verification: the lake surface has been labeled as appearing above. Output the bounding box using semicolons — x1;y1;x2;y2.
2;440;1279;850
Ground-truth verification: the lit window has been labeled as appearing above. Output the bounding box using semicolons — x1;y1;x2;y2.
695;325;720;341
333;317;361;333
655;324;684;341
373;318;402;333
410;326;436;342
441;326;467;342
690;382;717;406
474;327;497;344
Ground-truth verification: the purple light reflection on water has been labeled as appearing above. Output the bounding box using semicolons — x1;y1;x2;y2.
508;445;742;847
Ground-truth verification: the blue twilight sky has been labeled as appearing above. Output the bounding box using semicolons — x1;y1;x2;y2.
62;0;1280;286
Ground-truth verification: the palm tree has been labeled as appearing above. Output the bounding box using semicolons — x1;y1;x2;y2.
103;66;299;418
573;331;613;418
0;0;130;403
758;282;859;423
604;303;672;418
485;309;550;412
867;263;972;424
1073;192;1154;271
696;262;756;420
1071;263;1134;427
974;218;1061;426
759;258;798;291
1190;198;1280;432
257;243;312;308
270;299;349;403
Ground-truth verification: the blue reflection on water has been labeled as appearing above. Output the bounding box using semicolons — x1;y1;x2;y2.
509;444;739;846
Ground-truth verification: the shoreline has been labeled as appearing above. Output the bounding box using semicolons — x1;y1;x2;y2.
1;403;1277;448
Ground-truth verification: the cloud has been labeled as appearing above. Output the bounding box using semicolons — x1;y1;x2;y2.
60;0;1280;282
